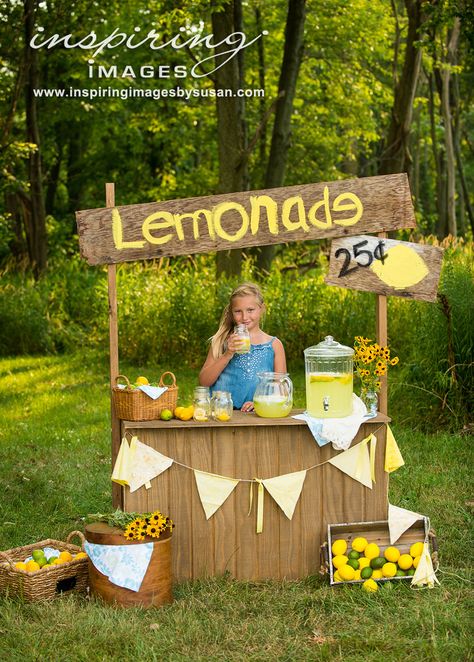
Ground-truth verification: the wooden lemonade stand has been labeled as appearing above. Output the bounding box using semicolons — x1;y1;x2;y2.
76;175;443;582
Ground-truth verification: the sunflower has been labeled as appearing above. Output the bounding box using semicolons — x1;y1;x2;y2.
390;356;399;365
149;511;167;529
123;526;136;541
146;524;160;538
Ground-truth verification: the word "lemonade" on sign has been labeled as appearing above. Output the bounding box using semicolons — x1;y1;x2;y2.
112;186;363;250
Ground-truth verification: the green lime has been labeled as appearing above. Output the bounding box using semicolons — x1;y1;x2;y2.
347;558;359;570
160;409;173;421
407;568;416;576
361;566;373;579
395;569;406;577
32;549;46;562
348;550;360;560
37;557;48;568
370;556;386;569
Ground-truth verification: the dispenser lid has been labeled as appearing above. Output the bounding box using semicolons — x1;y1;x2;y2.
304;335;354;358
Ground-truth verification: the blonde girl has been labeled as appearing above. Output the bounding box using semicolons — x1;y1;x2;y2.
199;282;286;412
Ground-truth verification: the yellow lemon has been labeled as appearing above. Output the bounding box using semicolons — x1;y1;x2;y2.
338;564;356;581
372;569;383;579
410;542;424;558
384;546;400;563
136;376;149;386
25;560;40;573
358;557;371;570
331;539;348;556
362;578;378;593
59;551;73;563
74;552;88;560
174;406;184;417
353;569;362;581
14;562;27;571
352;537;368;553
332;555;349;570
382;562;397;578
413;555;421;569
310;374;335;383
364;543;380;560
398;553;413;570
53;558;64;565
333;570;342;583
216;413;231;422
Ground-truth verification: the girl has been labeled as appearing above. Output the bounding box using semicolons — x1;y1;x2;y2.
199;282;286;411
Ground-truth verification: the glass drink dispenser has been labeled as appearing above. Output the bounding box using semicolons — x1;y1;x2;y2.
304;336;354;418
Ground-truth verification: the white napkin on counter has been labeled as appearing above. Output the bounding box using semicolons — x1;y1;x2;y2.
293;394;375;450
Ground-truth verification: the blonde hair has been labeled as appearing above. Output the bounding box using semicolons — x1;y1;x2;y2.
211;282;265;358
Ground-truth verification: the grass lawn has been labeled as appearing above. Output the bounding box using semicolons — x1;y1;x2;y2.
0;353;472;662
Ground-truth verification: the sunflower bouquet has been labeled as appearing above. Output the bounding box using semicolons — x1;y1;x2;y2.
87;509;174;542
353;336;399;394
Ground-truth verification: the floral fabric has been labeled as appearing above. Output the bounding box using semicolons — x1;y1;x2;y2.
84;541;153;592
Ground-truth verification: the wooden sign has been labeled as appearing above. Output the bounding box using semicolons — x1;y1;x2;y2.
325;235;444;302
76;174;415;265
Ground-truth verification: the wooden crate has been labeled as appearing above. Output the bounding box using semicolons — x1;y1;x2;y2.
322;517;435;585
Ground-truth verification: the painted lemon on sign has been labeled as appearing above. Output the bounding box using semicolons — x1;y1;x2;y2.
370;244;429;290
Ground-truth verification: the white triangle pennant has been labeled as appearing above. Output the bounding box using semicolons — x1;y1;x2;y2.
262;470;307;520
388;504;423;544
328;438;372;489
194;470;239;519
411;542;439;588
128;439;174;493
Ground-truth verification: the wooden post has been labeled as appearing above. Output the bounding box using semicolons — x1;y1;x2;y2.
376;232;388;415
106;183;122;508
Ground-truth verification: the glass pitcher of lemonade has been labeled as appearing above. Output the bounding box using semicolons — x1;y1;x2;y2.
304;336;354;418
253;372;293;418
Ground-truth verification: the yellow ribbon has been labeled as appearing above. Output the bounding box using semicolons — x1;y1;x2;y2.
248;479;265;534
369;434;377;483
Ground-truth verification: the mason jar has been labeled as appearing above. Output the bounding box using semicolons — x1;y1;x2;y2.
211;391;233;422
193;386;211;422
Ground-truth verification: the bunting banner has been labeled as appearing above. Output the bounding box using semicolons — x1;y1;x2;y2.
194;470;239;519
112;436;174;493
262;471;307;520
411;542;439;588
113;430;383;531
384;425;405;473
388;503;423;544
328;434;375;489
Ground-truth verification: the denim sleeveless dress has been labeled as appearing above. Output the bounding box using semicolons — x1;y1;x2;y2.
211;338;276;409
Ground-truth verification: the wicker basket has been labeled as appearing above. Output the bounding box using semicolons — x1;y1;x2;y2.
0;531;89;602
112;372;178;421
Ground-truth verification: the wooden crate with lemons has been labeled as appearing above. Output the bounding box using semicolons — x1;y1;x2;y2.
321;518;439;593
0;531;88;602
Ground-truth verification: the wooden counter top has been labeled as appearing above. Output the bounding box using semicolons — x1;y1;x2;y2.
122;410;390;430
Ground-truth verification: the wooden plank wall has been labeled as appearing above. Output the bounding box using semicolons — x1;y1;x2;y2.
122;418;389;581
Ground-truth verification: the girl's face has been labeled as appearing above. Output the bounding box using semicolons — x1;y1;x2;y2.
231;295;264;332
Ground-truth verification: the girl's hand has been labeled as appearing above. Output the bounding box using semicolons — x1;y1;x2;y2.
225;333;241;355
241;401;254;412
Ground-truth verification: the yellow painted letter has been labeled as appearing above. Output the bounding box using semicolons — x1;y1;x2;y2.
333;193;363;226
250;195;278;235
308;186;332;229
142;211;176;245
282;196;309;232
174;210;214;240
112;209;146;250
213;202;249;242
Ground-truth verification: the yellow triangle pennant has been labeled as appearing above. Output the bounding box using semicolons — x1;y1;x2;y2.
194;470;239;519
385;425;405;473
128;439;174;493
411;542;439;588
388;504;423;544
328;435;373;489
262;470;307;520
111;437;133;486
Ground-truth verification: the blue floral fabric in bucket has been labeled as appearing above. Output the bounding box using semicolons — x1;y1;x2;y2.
84;541;153;592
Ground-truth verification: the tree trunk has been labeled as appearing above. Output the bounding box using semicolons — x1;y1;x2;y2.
379;0;423;176
24;0;47;277
440;17;461;237
256;0;306;273
212;0;247;278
